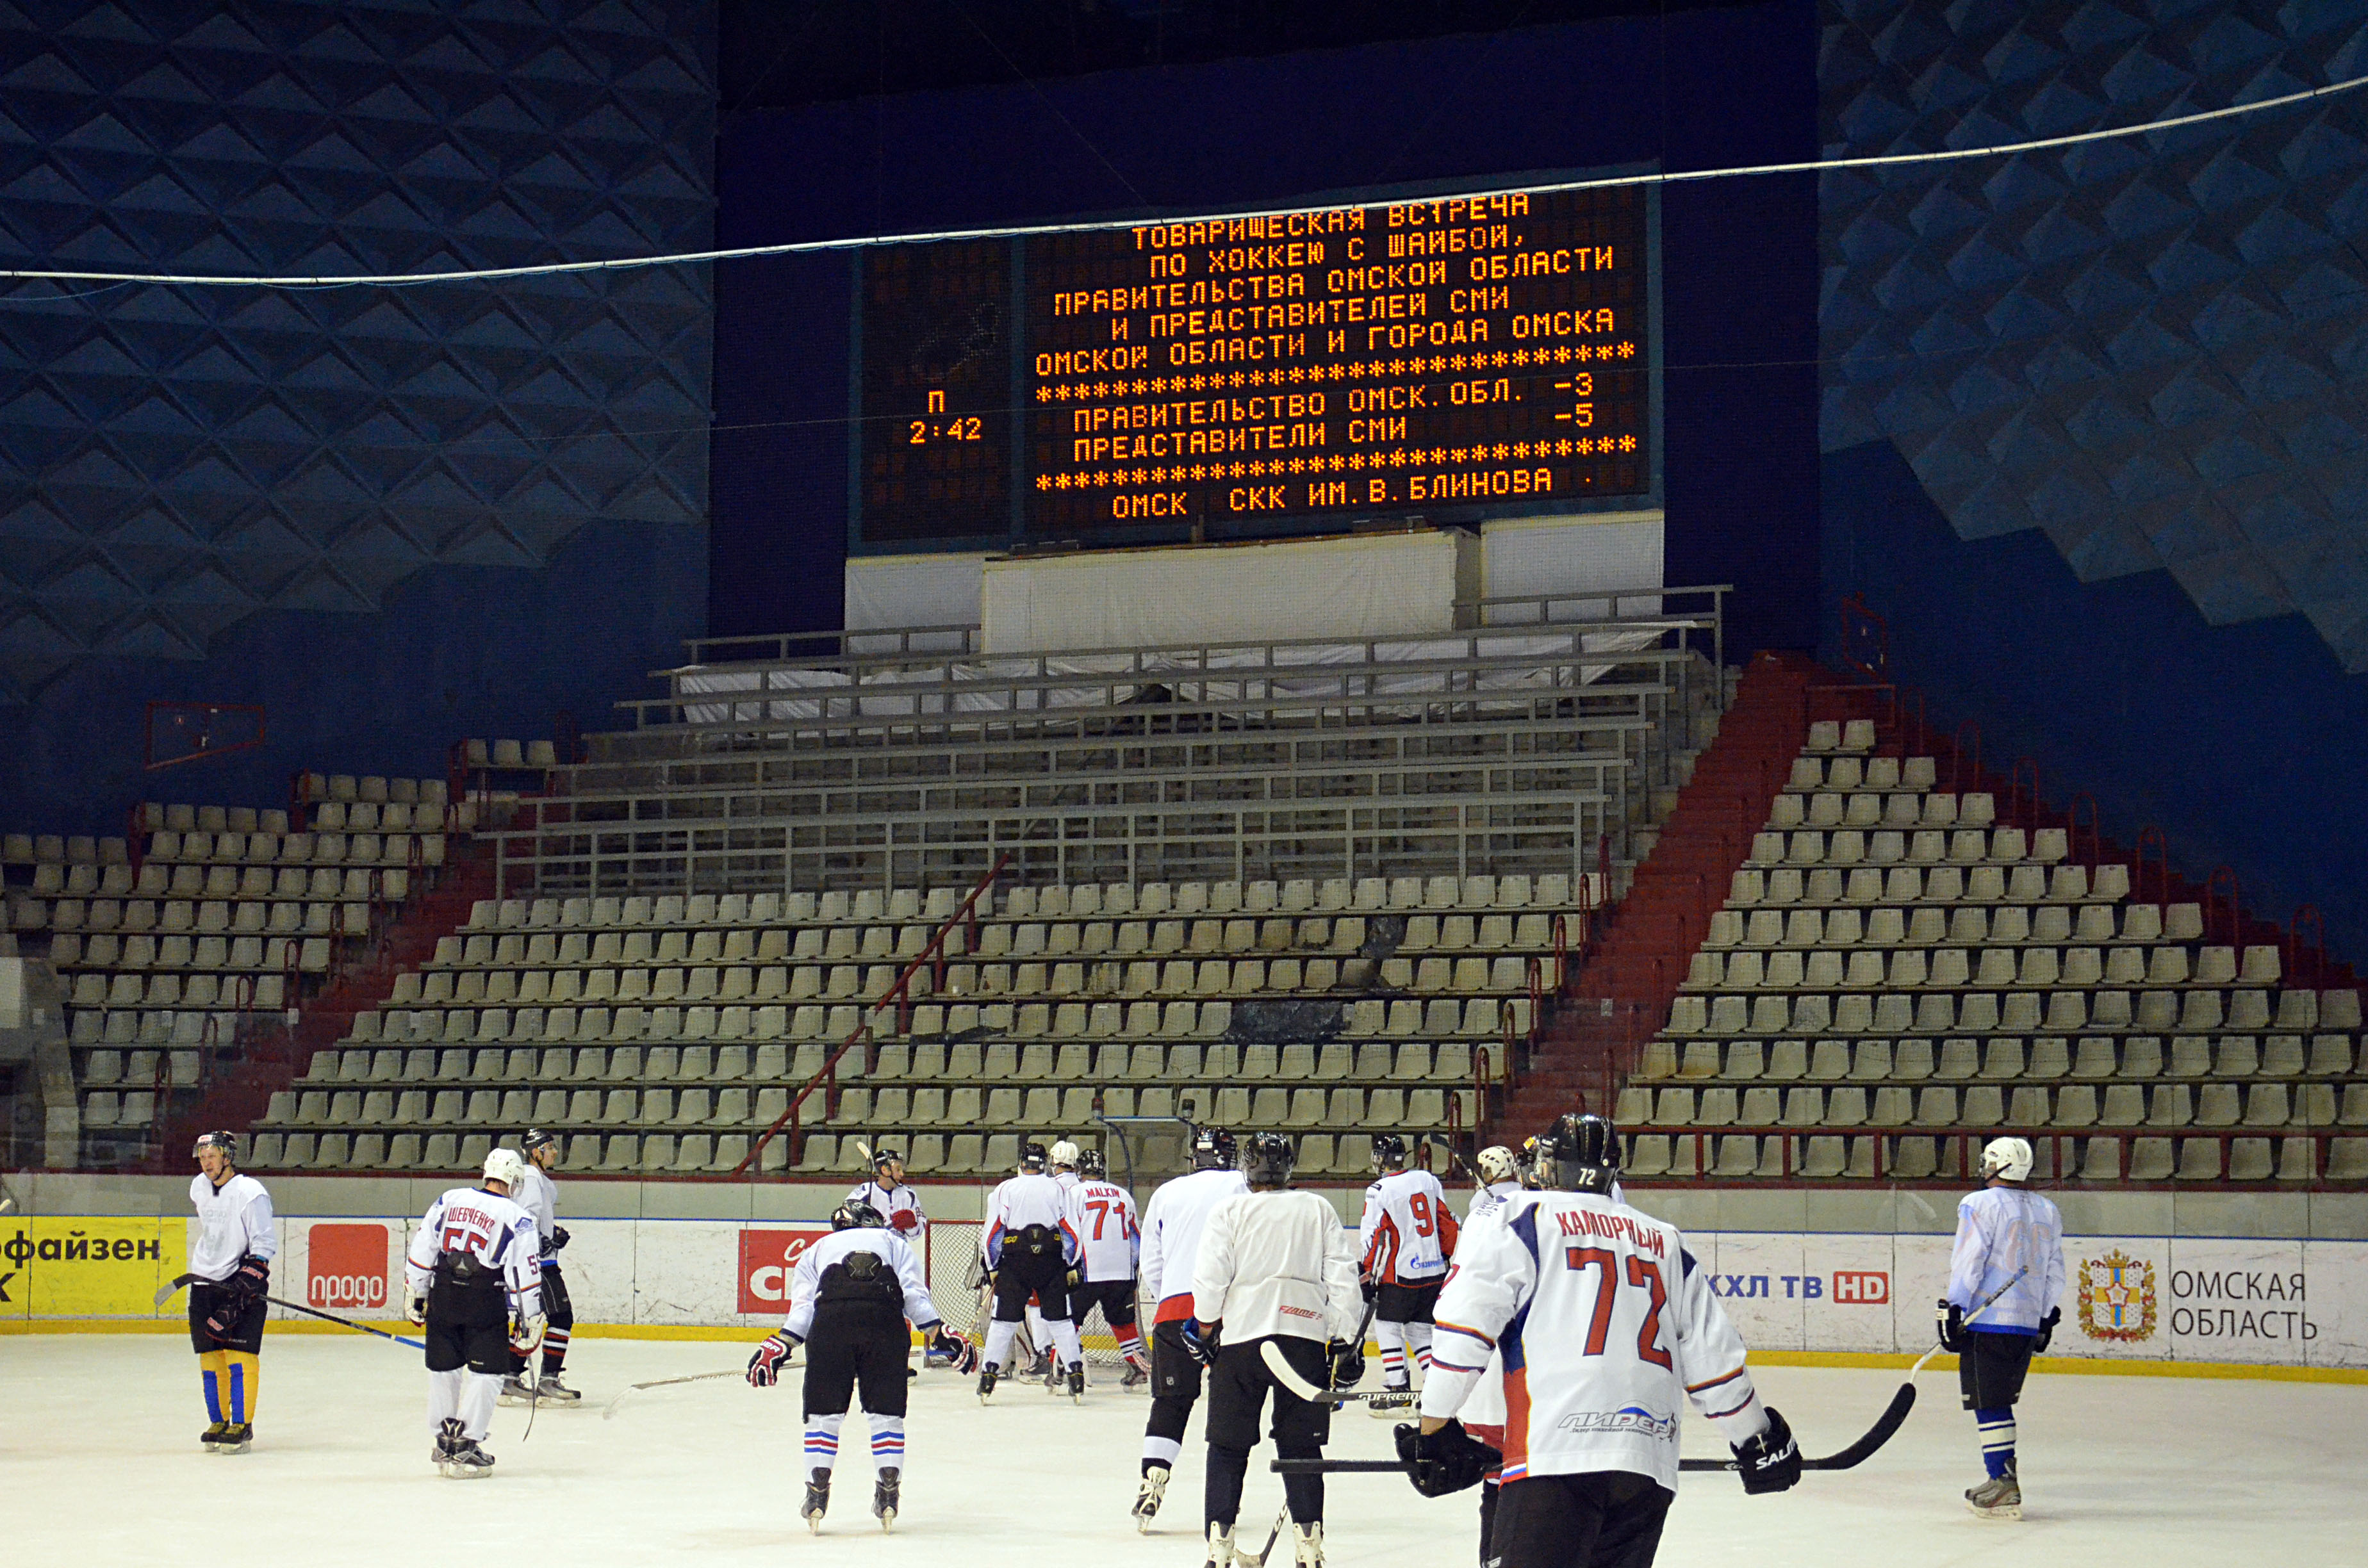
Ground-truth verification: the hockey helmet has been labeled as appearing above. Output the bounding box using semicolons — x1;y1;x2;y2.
192;1130;238;1164
1020;1141;1049;1173
1049;1139;1081;1170
1238;1131;1296;1187
832;1199;887;1231
1370;1132;1408;1173
871;1145;906;1176
482;1146;528;1192
1191;1127;1237;1170
522;1127;559;1153
1076;1148;1108;1179
1534;1113;1620;1194
1476;1145;1520;1185
1979;1136;2035;1184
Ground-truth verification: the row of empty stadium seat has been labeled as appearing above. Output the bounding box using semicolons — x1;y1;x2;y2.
1770;789;1998;829
70;1009;240;1047
1619;1131;2368;1182
1704;899;2187;948
1801;720;1880;754
1686;943;2295;990
143;830;445;867
1727;864;2134;907
54;930;357;971
457;739;560;771
1665;987;2328;1037
65;971;292;1009
461;873;1597;931
1748;826;2067;869
21;862;406;904
1636;1033;2365;1083
292;1038;1477;1088
1620;1079;2368;1131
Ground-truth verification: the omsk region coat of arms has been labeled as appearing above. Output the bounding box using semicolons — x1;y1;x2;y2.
2076;1248;2157;1342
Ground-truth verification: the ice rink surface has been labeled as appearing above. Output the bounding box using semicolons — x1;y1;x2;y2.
9;1335;2367;1565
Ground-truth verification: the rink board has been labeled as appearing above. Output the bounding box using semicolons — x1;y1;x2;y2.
3;1214;2362;1370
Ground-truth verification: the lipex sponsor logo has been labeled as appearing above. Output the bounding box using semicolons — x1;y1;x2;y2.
737;1227;832;1314
308;1223;391;1310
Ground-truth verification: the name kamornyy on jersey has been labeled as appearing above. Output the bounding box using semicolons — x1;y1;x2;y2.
1137;1165;1249;1325
1420;1189;1772;1494
1066;1177;1139;1284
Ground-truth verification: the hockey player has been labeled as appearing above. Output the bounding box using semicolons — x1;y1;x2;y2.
1469;1145;1525;1223
186;1131;275;1453
977;1141;1086;1402
1131;1125;1249;1530
746;1200;969;1533
844;1145;929;1241
1406;1113;1800;1568
403;1148;546;1478
1190;1131;1363;1568
1360;1134;1458;1413
500;1129;577;1405
1444;1140;1533;1560
1938;1135;2065;1521
1065;1147;1149;1388
1024;1139;1089;1384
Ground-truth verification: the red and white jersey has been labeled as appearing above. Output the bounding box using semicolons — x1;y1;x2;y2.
844;1179;929;1239
404;1186;544;1319
1065;1178;1140;1284
1421;1191;1768;1494
1361;1168;1458;1284
1137;1166;1249;1325
982;1172;1080;1270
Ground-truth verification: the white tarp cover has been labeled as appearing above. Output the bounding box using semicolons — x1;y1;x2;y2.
1481;510;1665;623
978;531;1474;655
844;552;988;635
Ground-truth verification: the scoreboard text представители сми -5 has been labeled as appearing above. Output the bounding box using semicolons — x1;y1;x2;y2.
855;186;1652;548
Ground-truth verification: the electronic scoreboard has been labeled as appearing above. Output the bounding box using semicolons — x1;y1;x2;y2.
853;184;1653;550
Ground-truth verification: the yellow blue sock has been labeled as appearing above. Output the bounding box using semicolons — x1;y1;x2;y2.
199;1349;228;1423
225;1351;261;1426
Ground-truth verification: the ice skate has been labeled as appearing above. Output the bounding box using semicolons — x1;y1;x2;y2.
1065;1362;1087;1401
976;1365;1000;1404
1290;1522;1324;1568
1366;1384;1416;1418
533;1374;581;1404
201;1421;227;1451
1121;1360;1149;1390
1026;1346;1055;1382
441;1435;495;1478
210;1422;251;1455
497;1374;534;1407
1203;1522;1238;1568
802;1468;831;1531
872;1466;900;1531
434;1416;464;1470
1132;1464;1169;1532
1965;1464;2021;1521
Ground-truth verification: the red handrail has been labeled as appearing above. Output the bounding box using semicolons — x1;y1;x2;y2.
2289;905;2326;986
734;853;1012;1178
2204;866;2241;947
2066;793;2101;867
2135;825;2169;907
2008;757;2039;827
1950;721;1982;793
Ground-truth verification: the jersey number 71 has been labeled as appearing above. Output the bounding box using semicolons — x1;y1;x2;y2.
1565;1246;1673;1369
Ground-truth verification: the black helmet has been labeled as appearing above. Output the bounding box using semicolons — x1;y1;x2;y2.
1020;1141;1049;1173
1077;1148;1107;1179
1191;1127;1237;1170
1370;1132;1408;1173
522;1127;559;1154
832;1200;887;1231
1239;1132;1295;1187
1534;1113;1620;1194
871;1146;905;1175
192;1130;238;1163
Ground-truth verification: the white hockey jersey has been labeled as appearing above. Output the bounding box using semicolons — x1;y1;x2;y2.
782;1229;941;1340
1192;1189;1361;1344
982;1172;1080;1270
514;1164;561;1261
1946;1185;2066;1335
1139;1166;1249;1325
843;1179;929;1239
1422;1191;1768;1493
1065;1178;1140;1284
187;1173;275;1283
1468;1179;1525;1227
1361;1168;1457;1284
404;1187;544;1319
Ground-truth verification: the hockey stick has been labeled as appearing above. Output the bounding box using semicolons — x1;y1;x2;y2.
1242;1507;1289;1568
1258;1289;1383;1408
154;1272;201;1308
158;1271;428;1348
600;1367;759;1420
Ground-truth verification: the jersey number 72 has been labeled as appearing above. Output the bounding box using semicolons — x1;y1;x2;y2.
1565;1246;1673;1369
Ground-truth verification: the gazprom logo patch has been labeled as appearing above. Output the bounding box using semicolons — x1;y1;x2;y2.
1554;1405;1677;1442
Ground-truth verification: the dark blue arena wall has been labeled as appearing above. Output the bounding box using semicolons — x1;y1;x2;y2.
0;2;715;830
1817;0;2368;960
710;3;1821;657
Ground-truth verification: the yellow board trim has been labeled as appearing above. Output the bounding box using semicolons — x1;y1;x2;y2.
1748;1348;2368;1385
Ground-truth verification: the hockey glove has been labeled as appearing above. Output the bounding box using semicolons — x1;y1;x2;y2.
1394;1420;1501;1498
1360;1277;1378;1307
889;1209;919;1234
549;1225;570;1253
227;1254;270;1300
1732;1407;1802;1495
1327;1337;1365;1391
1936;1298;1966;1353
1066;1266;1081;1288
1181;1319;1219;1367
2034;1305;2060;1354
406;1293;429;1326
746;1332;800;1387
927;1327;978;1373
510;1311;548;1357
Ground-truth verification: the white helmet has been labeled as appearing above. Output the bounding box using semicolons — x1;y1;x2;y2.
1049;1139;1081;1170
1476;1145;1520;1184
482;1147;528;1191
1979;1137;2034;1184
